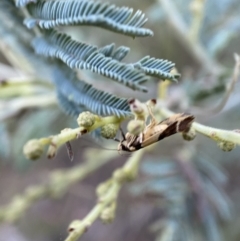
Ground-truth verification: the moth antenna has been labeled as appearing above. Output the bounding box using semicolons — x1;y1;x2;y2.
146;105;157;126
87;141;119;152
119;127;126;140
118;150;131;156
100;147;119;151
84;144;119;152
72;137;119;152
122;153;133;157
113;137;120;142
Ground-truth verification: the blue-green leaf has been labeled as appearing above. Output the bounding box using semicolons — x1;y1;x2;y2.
134;56;180;82
99;43;130;61
57;91;86;117
15;0;37;7
52;65;132;117
25;0;153;37
32;30;149;92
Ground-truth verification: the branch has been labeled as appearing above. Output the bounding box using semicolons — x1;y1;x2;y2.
175;149;208;219
158;106;240;148
65;149;144;241
192;53;240;115
158;0;222;75
23;113;127;160
0;93;57;121
0;77;53;98
189;0;206;43
0;149;116;223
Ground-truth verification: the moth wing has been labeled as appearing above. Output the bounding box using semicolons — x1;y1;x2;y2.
159;113;195;132
141;114;195;148
141;121;178;148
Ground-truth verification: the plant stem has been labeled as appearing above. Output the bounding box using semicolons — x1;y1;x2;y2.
64;149;144;241
158;106;240;145
158;0;222;75
0;149;116;223
65;182;121;241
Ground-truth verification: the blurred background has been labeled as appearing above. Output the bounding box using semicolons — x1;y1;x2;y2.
1;0;240;241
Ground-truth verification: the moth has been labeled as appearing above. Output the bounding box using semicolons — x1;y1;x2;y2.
117;113;195;152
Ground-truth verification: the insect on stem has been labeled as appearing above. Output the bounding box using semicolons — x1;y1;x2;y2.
117;113;195;152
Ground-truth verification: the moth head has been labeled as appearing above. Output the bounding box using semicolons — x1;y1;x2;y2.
117;140;131;153
116;127;136;153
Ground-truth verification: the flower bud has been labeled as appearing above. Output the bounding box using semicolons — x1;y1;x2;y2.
113;169;126;183
23;139;44;160
218;141;236;152
100;202;116;224
146;99;157;108
128;98;148;121
182;128;196;141
127;119;145;135
77;112;96;128
101;123;119;139
68;220;82;233
96;180;112;198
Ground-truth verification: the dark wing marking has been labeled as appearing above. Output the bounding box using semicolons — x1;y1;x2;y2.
157;121;178;141
176;115;195;132
141;114;195;148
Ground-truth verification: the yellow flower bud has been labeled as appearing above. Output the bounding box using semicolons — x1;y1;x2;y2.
101;123;119;139
77;111;96;127
128;98;148;121
127;119;145;135
23;139;44;160
100;202;116;224
218;141;236;152
182;128;196;141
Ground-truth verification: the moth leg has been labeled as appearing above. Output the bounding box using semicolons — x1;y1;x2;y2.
126;134;138;148
147;105;158;127
113;137;120;142
138;132;143;143
119;127;126;140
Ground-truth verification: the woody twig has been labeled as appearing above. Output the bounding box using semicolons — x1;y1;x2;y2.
64;149;144;241
191;53;240;115
23;112;125;160
158;106;240;151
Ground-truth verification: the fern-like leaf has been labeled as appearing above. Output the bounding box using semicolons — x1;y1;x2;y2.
99;43;130;61
32;30;149;92
57;91;86;117
134;56;180;82
15;0;37;7
52;65;132;117
25;0;153;37
0;0;52;81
